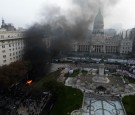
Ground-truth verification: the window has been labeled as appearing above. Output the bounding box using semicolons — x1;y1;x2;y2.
13;52;15;55
10;53;12;56
3;55;6;58
10;58;12;61
9;49;11;51
3;60;6;63
2;45;5;48
2;50;5;53
1;35;4;38
9;44;11;47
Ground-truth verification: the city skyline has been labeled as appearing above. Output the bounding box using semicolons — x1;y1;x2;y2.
0;0;135;30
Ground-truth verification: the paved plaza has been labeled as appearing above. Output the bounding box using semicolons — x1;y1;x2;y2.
82;93;126;115
54;63;135;115
65;72;135;95
64;63;135;95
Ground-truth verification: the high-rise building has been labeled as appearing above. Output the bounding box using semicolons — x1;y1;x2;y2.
0;19;24;66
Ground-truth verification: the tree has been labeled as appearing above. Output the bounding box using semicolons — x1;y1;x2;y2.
0;61;28;87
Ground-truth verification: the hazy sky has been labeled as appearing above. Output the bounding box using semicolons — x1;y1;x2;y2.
0;0;135;30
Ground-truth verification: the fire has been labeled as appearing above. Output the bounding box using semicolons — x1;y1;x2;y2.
26;80;32;85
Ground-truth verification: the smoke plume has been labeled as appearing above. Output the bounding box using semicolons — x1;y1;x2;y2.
24;0;120;78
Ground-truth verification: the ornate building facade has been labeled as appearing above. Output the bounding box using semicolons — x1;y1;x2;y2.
72;10;133;55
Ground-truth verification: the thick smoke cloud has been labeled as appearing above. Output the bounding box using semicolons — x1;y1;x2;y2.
24;0;120;78
24;24;51;78
41;0;120;37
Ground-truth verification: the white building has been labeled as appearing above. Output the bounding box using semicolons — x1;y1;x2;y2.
72;9;133;55
119;39;133;54
0;20;24;66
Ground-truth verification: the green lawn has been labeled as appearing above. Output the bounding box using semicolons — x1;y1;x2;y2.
68;69;80;77
50;86;83;115
122;95;135;115
33;70;61;92
128;78;135;84
32;70;83;115
123;77;135;84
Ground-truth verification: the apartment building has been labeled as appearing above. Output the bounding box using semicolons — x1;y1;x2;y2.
0;20;24;66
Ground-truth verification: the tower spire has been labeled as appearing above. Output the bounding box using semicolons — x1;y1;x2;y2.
2;17;5;26
98;8;101;15
93;8;104;35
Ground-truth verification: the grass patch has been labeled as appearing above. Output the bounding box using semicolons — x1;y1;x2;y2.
49;85;83;115
32;70;83;115
122;95;135;115
33;70;61;93
123;77;135;84
128;78;135;84
68;69;80;77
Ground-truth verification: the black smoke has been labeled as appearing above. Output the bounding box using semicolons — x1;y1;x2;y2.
24;0;120;78
24;24;52;79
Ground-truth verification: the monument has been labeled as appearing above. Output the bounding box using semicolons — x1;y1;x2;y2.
99;63;105;76
92;62;110;83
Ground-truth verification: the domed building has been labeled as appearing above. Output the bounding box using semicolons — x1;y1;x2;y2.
71;9;133;55
93;9;104;35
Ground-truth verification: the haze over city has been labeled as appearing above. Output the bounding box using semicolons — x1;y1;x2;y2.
1;0;135;115
0;0;135;30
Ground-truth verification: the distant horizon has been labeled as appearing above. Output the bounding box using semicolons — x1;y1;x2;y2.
0;18;133;35
0;0;135;30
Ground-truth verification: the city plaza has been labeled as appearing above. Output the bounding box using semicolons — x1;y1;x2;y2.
54;60;135;115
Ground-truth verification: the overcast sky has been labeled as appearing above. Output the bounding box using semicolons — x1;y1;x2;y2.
0;0;135;30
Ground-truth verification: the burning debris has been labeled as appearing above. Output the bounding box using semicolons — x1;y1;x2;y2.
26;80;32;85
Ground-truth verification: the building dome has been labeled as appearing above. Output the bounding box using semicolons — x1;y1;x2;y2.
93;9;104;35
